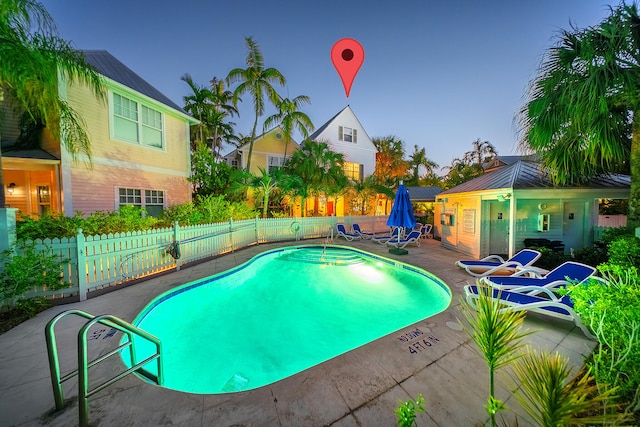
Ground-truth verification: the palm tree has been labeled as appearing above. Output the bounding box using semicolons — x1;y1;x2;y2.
463;138;497;166
517;2;639;224
285;139;345;216
230;167;300;218
349;175;393;215
209;77;238;156
226;37;286;172
408;144;439;185
0;0;105;208
372;135;410;187
263;95;315;159
181;73;215;147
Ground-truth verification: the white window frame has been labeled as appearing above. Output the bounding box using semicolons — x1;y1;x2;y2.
338;126;357;143
111;91;165;150
116;187;166;216
268;156;285;173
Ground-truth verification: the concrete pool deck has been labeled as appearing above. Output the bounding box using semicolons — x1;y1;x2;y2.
0;237;596;426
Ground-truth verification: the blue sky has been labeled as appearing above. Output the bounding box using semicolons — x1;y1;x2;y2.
44;0;619;170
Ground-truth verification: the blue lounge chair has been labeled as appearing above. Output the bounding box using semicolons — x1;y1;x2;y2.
455;249;542;277
352;223;375;239
336;223;361;241
385;230;422;249
420;223;433;239
372;227;400;244
464;282;596;339
480;261;597;294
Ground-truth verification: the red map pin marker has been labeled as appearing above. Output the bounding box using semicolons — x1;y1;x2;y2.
331;38;365;97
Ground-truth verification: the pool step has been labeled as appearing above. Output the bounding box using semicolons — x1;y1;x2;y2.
283;248;364;265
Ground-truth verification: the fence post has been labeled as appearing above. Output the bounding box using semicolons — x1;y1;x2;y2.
76;228;87;301
255;216;259;244
229;218;234;252
0;208;17;272
173;221;180;271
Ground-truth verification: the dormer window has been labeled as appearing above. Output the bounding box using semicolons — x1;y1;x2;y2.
338;126;357;143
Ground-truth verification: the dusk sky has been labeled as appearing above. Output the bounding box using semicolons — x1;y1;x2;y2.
44;0;620;171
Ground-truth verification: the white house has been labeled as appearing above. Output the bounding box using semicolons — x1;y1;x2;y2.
308;105;377;182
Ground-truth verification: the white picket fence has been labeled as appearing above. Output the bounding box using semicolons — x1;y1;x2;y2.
18;216;389;302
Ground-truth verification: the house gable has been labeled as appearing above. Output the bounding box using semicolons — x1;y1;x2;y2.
308;105;376;177
222;127;299;172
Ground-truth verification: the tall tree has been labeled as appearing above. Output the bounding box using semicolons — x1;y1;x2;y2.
226;37;285;172
517;2;638;224
407;144;439;185
372;135;410;186
285;139;345;216
181;73;215;147
263;95;315;159
209;77;238;157
0;0;106;208
463;138;497;166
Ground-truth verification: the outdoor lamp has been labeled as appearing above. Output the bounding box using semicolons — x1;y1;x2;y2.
7;183;16;195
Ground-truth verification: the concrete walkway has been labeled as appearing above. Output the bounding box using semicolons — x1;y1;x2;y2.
0;238;596;426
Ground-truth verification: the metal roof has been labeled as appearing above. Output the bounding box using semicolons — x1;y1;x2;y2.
406;186;442;201
82;50;186;114
440;160;630;195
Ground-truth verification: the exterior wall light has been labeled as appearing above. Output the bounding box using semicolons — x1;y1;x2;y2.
7;183;16;195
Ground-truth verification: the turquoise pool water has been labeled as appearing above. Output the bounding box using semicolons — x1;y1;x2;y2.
123;245;451;394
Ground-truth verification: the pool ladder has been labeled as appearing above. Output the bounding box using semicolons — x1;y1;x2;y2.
45;309;163;427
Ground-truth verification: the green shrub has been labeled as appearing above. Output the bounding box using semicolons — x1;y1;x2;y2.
572;245;608;267
568;269;640;414
16;211;83;240
15;199;259;240
598;225;635;245
158;202;202;226
532;247;571;271
0;242;70;306
606;236;640;270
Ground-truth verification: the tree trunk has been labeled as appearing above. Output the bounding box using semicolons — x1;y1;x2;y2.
629;113;640;227
246;113;258;172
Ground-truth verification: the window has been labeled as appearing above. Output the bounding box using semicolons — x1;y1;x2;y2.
343;162;363;181
338;126;357;143
463;209;476;234
118;188;165;217
113;93;164;148
268;156;285;173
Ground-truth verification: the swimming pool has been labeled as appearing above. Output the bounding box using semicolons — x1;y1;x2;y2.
122;245;451;394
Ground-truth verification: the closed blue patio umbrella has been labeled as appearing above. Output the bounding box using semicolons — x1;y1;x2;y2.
386;181;416;254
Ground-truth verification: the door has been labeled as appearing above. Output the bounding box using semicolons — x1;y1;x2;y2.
488;201;509;257
563;201;586;253
327;201;334;216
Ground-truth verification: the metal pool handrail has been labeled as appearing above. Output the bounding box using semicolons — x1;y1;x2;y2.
45;309;163;427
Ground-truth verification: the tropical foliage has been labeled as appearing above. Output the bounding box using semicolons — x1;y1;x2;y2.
372;135;410;186
0;0;106;206
285;139;347;216
458;282;530;426
517;1;639;224
407;144;438;186
226;36;286;172
263;95;315;159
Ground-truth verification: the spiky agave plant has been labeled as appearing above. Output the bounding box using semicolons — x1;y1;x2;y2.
458;281;532;426
510;350;631;426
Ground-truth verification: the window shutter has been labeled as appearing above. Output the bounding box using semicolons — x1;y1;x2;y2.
353;129;358;143
338;126;343;141
359;164;364;182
